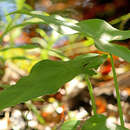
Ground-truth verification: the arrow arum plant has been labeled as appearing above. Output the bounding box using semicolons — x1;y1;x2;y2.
0;10;130;130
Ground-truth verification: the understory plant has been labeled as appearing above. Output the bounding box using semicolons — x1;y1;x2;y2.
0;10;130;130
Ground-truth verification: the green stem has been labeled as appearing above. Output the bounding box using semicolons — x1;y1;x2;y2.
86;75;97;115
110;54;124;127
26;101;45;125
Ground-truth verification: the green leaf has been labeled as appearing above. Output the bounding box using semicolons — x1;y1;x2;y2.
11;56;31;61
4;11;130;62
0;53;107;110
0;21;46;43
0;10;63;41
61;120;80;130
0;20;13;43
81;114;129;130
0;44;40;52
16;44;41;49
77;19;130;62
8;10;64;26
4;21;47;33
82;115;108;130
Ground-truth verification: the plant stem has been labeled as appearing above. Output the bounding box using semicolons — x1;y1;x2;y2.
110;54;124;127
86;75;97;115
26;101;45;125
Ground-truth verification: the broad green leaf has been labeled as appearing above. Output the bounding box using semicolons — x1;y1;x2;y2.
0;53;107;110
61;120;80;130
82;115;108;130
81;114;129;130
77;19;130;62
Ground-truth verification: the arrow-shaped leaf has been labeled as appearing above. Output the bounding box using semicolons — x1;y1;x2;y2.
77;19;130;62
0;53;107;110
